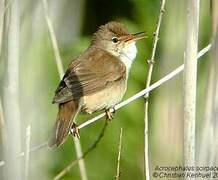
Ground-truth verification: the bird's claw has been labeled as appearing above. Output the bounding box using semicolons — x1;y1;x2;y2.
71;122;80;138
105;107;115;121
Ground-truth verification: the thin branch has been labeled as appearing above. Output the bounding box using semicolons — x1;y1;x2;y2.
19;141;47;157
76;44;211;130
54;121;108;180
115;128;123;180
24;125;31;180
42;0;64;77
143;0;166;179
73;138;87;180
0;0;5;55
29;142;48;152
0;140;48;168
0;0;12;56
41;0;87;179
183;0;199;168
0;43;212;167
0;1;13;60
147;0;166;69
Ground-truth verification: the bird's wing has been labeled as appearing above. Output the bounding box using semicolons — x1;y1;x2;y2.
53;48;126;104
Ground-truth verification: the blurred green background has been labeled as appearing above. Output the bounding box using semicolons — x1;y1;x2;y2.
0;0;212;179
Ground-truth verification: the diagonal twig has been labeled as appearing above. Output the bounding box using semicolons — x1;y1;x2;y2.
0;43;212;167
143;0;166;179
77;44;211;129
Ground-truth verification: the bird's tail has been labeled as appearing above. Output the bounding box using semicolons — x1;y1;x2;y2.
48;100;79;147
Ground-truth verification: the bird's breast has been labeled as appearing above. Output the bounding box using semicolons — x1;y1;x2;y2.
82;79;127;113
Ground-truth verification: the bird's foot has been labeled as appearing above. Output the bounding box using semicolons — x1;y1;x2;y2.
105;107;115;121
71;122;80;138
83;108;93;114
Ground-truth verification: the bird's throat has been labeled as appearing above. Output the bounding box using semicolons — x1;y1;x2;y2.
108;42;137;70
119;42;137;69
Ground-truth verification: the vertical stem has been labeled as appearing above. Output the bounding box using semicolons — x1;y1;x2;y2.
74;138;88;180
209;0;218;166
211;0;218;36
115;128;123;180
3;0;22;179
0;0;5;55
41;0;87;179
198;0;218;165
0;1;7;170
24;125;31;180
183;0;199;169
41;0;64;77
0;97;7;164
144;0;166;179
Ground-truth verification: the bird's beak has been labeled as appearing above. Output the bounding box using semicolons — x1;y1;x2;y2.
123;31;147;43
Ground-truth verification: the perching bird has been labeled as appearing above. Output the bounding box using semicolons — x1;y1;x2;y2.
49;21;145;147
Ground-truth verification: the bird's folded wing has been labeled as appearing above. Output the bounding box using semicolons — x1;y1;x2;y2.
53;48;126;104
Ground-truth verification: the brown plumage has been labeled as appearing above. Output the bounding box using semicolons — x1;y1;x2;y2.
49;21;145;147
49;101;78;146
49;47;126;147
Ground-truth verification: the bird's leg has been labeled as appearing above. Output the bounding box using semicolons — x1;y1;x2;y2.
71;122;80;138
105;107;115;121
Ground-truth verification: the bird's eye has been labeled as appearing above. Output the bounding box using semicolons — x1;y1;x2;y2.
112;37;119;44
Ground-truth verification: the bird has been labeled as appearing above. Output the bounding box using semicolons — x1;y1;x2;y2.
49;21;146;147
